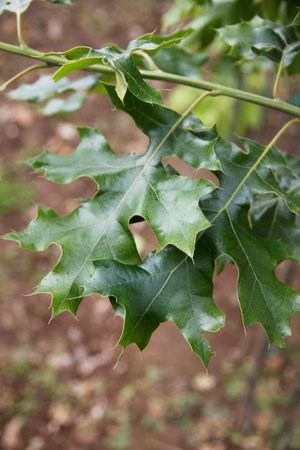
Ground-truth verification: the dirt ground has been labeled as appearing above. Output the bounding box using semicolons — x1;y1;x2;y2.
0;1;300;449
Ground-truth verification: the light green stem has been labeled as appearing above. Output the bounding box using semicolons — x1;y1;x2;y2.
273;51;285;99
0;63;47;92
16;12;27;48
0;41;300;118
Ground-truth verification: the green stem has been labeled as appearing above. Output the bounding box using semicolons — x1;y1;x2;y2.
16;12;27;48
0;41;300;117
212;118;300;221
132;50;160;71
273;51;285;99
0;63;47;92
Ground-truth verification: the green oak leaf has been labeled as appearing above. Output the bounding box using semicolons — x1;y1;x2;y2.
81;132;300;362
151;47;207;77
8;74;98;103
4;89;220;317
126;30;191;53
52;31;192;104
84;243;225;367
208;205;300;345
200;139;300;345
218;17;300;70
52;52;162;105
9;74;99;116
112;53;162;104
250;198;300;263
200;138;300;214
52;57;106;81
248;151;300;262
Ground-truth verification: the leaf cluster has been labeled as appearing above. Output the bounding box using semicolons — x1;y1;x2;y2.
1;0;300;366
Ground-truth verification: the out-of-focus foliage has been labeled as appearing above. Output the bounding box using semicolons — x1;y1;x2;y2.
163;0;300;50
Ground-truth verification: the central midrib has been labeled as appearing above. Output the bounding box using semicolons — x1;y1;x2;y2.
57;101;198;309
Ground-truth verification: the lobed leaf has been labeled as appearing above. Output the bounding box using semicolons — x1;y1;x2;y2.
5;89;220;318
218;16;300;70
84;243;225;367
51;31;194;104
200;139;300;345
81;136;300;361
8;74;98;102
151;47;207;77
8;74;98;115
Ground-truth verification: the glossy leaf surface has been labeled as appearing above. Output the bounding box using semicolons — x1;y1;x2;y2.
5;89;220;319
85;244;225;366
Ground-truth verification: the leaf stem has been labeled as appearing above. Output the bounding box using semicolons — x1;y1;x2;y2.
273;51;285;99
213;117;300;221
0;63;48;92
16;12;27;48
132;49;160;71
0;41;300;118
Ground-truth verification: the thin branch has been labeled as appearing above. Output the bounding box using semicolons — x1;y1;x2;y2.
132;49;160;71
0;41;300;117
0;63;48;92
16;12;27;48
273;51;285;99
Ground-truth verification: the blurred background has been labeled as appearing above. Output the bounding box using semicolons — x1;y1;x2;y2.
0;1;300;449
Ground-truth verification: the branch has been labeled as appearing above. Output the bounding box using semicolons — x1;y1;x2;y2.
1;41;300;118
16;11;27;48
273;50;285;99
0;63;47;92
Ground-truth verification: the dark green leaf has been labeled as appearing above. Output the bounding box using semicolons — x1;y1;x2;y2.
84;243;225;367
200;139;300;345
248;150;300;262
250;198;300;263
127;30;191;54
112;53;163;105
51;32;192;104
208;205;299;346
52;57;105;81
5;89;220;316
292;7;300;26
218;17;300;68
152;47;207;77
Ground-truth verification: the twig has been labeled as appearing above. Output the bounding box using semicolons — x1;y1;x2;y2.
0;63;48;92
0;41;300;117
273;51;285;99
16;11;27;48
